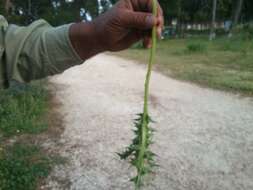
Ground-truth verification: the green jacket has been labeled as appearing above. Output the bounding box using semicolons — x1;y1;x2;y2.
0;15;83;88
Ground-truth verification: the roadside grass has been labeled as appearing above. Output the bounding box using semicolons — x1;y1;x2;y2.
0;144;52;190
186;41;207;53
114;35;253;95
0;85;47;137
0;84;61;190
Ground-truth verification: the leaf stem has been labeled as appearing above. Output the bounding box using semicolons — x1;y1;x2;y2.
143;0;157;116
136;0;157;189
118;1;158;189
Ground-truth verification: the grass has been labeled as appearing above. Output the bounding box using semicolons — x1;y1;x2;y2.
0;84;48;137
114;35;253;95
0;144;52;190
186;42;207;53
0;84;60;190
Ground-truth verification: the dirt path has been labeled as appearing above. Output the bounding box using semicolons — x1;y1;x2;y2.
43;54;253;190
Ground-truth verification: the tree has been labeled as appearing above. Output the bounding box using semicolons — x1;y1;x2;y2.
159;0;180;24
244;0;253;21
2;0;100;25
3;0;253;31
0;1;5;14
0;0;14;16
233;0;244;27
5;0;12;14
210;0;217;40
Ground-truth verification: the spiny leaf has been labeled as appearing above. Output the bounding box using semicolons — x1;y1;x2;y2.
118;1;158;189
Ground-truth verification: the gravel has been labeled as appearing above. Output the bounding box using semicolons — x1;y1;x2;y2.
43;54;253;190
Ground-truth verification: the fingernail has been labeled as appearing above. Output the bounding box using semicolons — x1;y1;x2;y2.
146;15;155;29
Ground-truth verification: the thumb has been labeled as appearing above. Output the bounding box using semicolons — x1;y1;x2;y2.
121;11;157;30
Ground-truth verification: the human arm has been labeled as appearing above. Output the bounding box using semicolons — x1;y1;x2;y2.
0;19;83;87
0;0;164;88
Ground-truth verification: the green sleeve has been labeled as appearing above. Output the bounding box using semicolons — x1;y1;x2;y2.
0;16;83;87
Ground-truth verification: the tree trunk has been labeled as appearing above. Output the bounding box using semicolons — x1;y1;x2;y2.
209;0;217;41
233;0;244;27
176;0;182;38
4;0;13;15
28;0;32;15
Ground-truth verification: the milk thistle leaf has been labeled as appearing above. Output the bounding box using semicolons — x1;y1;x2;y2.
118;0;158;189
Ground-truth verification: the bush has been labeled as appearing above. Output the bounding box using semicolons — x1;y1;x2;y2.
218;36;253;53
220;40;243;51
186;42;207;53
232;23;253;37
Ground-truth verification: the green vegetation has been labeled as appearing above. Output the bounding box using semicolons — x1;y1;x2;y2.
119;1;157;189
186;42;207;53
0;144;52;190
114;36;253;95
0;85;47;137
0;84;59;190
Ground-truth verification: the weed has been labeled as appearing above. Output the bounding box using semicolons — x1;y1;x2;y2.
0;85;48;137
0;84;64;190
118;0;158;189
0;143;52;190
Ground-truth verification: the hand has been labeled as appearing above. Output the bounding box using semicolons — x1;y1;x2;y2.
70;0;164;60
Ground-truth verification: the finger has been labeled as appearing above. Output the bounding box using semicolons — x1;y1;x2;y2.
118;32;143;50
143;36;152;48
132;0;161;14
157;2;164;18
130;0;152;12
132;0;164;38
157;16;164;38
157;3;164;38
157;3;164;28
121;10;158;30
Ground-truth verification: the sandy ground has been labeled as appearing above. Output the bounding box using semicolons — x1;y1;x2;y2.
43;54;253;190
